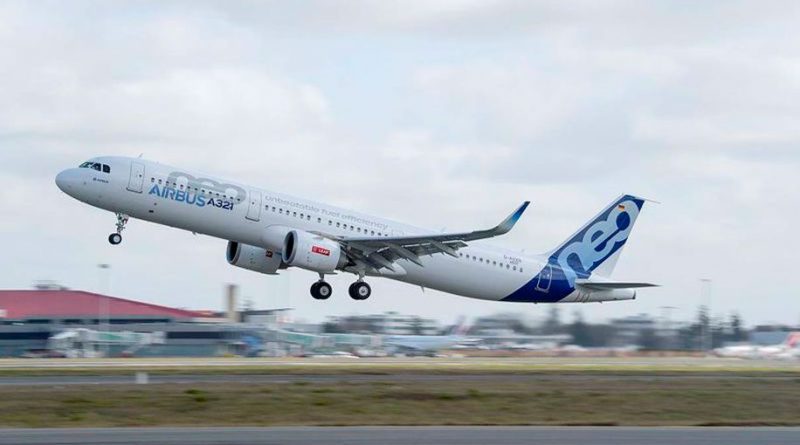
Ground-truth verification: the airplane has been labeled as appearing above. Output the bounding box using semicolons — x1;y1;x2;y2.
55;156;657;302
714;332;800;360
382;318;476;355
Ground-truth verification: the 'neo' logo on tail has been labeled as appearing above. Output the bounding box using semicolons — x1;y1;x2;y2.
555;198;641;287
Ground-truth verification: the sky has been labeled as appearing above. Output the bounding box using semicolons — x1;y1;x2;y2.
0;1;798;327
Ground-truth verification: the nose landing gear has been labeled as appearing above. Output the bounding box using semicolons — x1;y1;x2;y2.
108;213;129;245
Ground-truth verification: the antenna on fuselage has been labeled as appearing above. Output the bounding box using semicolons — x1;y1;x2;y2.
137;153;144;158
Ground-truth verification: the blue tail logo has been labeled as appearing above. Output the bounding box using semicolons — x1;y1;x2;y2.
551;195;643;286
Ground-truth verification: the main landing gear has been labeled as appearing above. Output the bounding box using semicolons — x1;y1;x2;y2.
309;275;372;301
310;280;333;300
348;281;371;300
108;213;129;245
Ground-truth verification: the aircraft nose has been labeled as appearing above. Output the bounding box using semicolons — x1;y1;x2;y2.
55;169;78;193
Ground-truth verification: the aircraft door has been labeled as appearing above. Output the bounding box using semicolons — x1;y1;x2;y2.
246;190;262;221
535;263;552;293
126;162;145;193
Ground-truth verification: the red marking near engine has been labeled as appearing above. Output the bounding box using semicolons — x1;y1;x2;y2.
312;246;330;256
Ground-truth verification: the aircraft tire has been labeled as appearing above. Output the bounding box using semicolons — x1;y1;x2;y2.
349;281;371;300
108;233;122;245
311;282;332;300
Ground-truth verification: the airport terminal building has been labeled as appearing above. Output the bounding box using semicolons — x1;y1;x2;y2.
0;289;259;357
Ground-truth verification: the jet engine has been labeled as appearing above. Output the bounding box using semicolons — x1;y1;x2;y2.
281;230;345;273
260;225;293;252
226;241;283;275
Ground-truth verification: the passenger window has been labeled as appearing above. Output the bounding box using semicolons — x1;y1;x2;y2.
300;213;304;219
328;220;332;225
279;209;283;214
513;266;517;271
307;215;311;221
158;179;163;184
293;212;297;217
336;222;341;228
317;218;322;223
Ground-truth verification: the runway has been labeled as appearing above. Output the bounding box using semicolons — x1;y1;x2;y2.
0;427;797;445
0;356;797;369
0;372;797;387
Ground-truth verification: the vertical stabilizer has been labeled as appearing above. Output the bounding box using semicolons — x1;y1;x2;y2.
546;195;646;285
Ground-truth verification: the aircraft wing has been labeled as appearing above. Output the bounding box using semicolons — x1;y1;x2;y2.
334;201;530;273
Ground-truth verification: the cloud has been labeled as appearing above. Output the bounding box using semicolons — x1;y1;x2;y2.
0;1;798;325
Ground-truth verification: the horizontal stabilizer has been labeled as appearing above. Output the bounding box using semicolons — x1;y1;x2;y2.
576;280;659;291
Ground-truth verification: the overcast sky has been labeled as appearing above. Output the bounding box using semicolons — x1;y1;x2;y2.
1;1;798;326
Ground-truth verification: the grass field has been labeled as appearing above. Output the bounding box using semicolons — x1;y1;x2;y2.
0;373;798;427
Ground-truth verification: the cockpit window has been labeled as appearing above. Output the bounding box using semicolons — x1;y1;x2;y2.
79;162;111;174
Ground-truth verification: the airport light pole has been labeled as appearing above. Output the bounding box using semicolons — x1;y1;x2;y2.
659;306;678;349
700;278;712;351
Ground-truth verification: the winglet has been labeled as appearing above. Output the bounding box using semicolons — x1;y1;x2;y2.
495;201;530;235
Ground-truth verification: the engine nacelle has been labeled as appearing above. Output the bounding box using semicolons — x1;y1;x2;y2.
281;230;344;273
260;225;293;253
226;241;283;275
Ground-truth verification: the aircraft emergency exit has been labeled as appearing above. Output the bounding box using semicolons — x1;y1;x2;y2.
56;156;656;302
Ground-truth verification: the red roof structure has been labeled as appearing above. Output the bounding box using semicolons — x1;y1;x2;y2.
0;290;204;320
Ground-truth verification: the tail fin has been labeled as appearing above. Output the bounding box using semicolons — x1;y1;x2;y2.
446;316;470;336
547;194;646;286
784;332;800;349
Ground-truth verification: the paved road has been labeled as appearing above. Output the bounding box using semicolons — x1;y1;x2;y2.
0;427;797;445
0;372;796;386
0;356;797;369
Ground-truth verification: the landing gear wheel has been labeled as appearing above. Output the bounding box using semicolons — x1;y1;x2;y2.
348;281;371;300
311;281;332;300
109;213;129;246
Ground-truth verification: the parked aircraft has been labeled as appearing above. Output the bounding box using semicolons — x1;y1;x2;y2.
714;333;800;359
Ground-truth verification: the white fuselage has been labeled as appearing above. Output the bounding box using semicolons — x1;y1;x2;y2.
55;156;634;304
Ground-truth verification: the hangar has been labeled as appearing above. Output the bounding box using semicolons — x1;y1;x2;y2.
0;288;256;357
